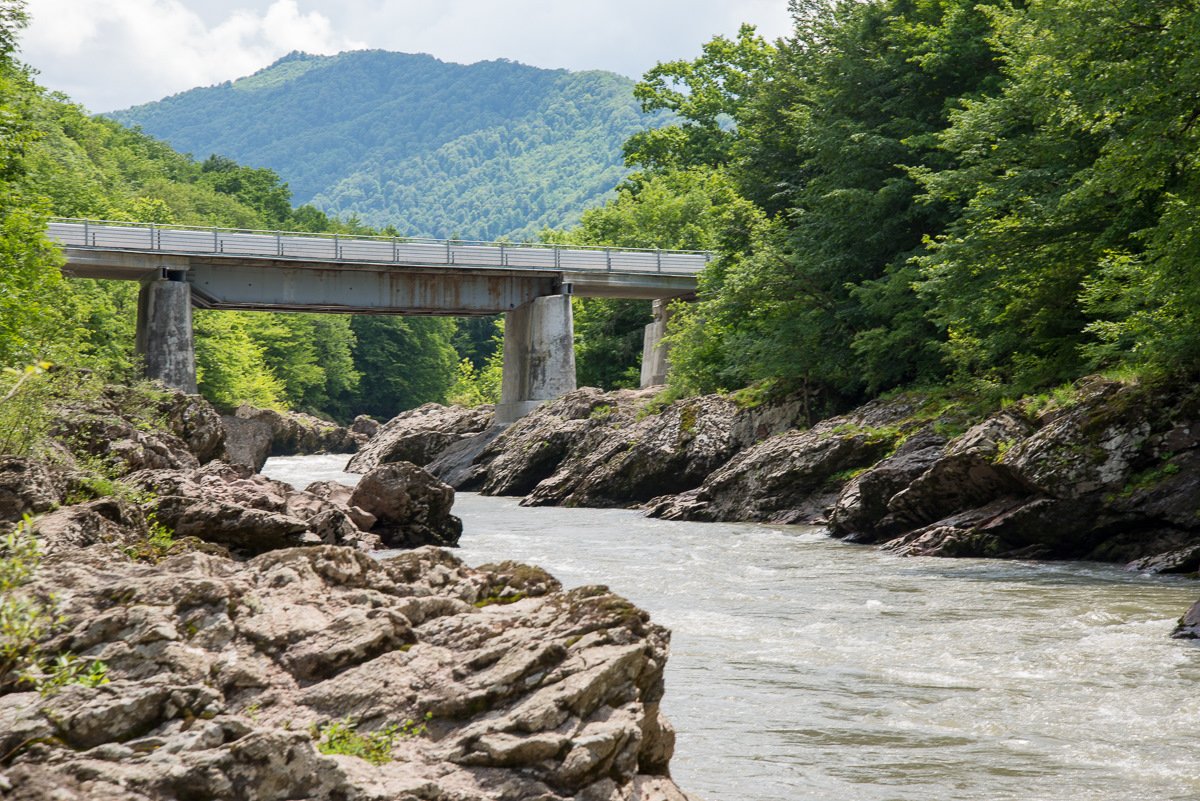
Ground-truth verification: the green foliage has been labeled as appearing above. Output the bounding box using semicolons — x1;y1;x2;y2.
109;51;675;241
0;361;55;455
312;714;430;764
446;319;503;407
914;0;1200;384
625;24;775;171
349;316;457;420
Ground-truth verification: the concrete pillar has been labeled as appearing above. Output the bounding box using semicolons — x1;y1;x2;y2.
135;270;197;394
640;299;674;388
496;294;576;425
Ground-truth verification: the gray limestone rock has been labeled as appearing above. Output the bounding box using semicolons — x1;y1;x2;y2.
5;544;686;801
347;402;495;474
350;462;462;548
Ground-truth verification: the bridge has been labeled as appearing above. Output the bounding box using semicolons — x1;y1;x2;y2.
50;219;706;423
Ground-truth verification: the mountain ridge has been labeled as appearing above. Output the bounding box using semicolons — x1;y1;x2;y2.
107;49;663;241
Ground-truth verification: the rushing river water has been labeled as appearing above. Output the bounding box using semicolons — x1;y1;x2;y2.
263;454;1200;801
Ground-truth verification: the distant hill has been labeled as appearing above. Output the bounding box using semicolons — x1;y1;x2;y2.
108;50;663;241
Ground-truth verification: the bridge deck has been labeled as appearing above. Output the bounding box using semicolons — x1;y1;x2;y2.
48;219;711;276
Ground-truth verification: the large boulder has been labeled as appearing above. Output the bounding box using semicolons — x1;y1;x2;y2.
828;428;947;541
826;378;1200;568
3;545;686;801
219;415;273;472
126;462;376;556
350;462;462;548
346;403;494;474
882;409;1035;531
525;393;799;508
222;404;361;461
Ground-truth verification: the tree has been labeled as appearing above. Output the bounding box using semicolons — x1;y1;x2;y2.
347;317;457;421
916;0;1200;386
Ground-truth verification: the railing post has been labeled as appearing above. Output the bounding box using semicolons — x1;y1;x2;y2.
149;222;155;250
83;220;89;247
393;236;398;262
446;239;451;264
606;247;611;272
656;248;661;273
500;242;506;267
554;244;559;269
276;230;282;257
334;233;339;260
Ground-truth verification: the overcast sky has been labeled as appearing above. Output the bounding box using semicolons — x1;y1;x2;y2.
19;0;795;113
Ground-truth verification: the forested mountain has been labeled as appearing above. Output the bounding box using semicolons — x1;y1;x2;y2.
108;51;662;241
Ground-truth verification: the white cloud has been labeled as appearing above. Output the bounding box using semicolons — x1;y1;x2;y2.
21;0;795;112
21;0;365;111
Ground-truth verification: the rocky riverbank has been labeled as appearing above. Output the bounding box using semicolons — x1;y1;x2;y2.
359;377;1200;578
1;383;690;801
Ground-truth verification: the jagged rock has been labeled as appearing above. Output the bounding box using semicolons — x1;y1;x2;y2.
125;462;373;556
0;456;62;522
425;425;506;489
1002;377;1149;498
883;409;1035;530
304;480;377;531
55;415;199;476
828;429;947;541
479;388;623;497
646;396;919;523
350;414;380;439
5;545;685;801
350;462;462;548
223;404;361;460
1172;598;1200;639
220;415;273;472
48;384;226;477
346;403;494;474
149;386;225;464
470;385;791;503
526;396;747;507
31;497;148;556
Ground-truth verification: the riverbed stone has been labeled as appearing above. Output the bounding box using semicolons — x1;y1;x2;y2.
349;462;462;548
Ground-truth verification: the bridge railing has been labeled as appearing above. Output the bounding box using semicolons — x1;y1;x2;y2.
48;218;714;275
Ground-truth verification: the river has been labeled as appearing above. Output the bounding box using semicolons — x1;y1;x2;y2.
263;454;1200;801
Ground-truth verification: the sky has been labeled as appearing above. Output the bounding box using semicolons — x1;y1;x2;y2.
19;0;795;113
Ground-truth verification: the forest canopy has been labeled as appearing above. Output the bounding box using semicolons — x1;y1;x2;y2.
3;0;1199;425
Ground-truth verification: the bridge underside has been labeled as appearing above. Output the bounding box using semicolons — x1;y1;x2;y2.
61;248;696;421
61;250;697;313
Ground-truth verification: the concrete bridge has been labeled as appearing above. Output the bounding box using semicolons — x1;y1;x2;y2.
49;219;705;423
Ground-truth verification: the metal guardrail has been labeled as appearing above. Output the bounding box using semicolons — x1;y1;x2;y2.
48;218;713;275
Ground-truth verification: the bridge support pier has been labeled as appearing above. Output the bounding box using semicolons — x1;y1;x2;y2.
496;294;576;425
134;270;197;394
640;299;674;388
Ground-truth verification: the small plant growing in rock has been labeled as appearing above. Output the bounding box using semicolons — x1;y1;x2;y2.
312;714;431;764
0;516;108;695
